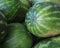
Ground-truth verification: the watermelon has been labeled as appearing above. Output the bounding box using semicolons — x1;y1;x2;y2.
32;0;60;4
0;11;7;43
34;37;60;48
3;23;32;48
25;2;60;37
20;0;30;10
12;0;30;22
0;0;20;20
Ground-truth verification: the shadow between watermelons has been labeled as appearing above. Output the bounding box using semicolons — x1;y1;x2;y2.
32;34;60;47
7;1;30;23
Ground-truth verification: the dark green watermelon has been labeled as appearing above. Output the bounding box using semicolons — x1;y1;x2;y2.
25;2;60;37
0;0;20;20
10;0;30;22
3;23;32;48
0;11;7;43
32;0;60;4
34;37;60;48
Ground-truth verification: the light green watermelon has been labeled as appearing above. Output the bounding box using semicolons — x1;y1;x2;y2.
0;11;7;43
0;0;20;20
3;23;32;48
25;2;60;37
34;37;60;48
32;0;60;4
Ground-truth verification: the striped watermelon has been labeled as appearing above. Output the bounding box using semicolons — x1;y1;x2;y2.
0;0;20;20
0;11;7;43
12;0;30;22
34;37;60;48
3;23;32;48
25;2;60;37
32;0;60;4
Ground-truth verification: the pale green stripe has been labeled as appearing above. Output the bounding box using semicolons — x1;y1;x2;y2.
5;2;15;15
5;32;26;43
36;5;52;17
20;0;29;10
21;5;28;10
42;17;60;20
34;4;40;8
6;2;20;19
41;11;60;17
31;27;35;35
35;23;43;34
35;23;40;32
10;3;20;18
31;26;35;35
39;23;51;30
20;0;29;7
0;0;12;3
37;16;44;21
34;25;39;36
0;20;4;24
36;22;44;34
6;36;27;48
27;23;31;30
0;0;14;6
27;22;31;26
0;12;5;18
7;2;20;14
30;25;35;35
27;23;32;32
38;41;51;48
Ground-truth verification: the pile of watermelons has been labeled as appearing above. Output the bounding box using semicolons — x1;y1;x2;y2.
0;0;60;48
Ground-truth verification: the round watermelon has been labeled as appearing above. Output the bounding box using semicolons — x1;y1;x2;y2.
3;23;32;48
32;0;60;4
25;2;60;37
0;0;20;20
34;37;60;48
0;11;7;43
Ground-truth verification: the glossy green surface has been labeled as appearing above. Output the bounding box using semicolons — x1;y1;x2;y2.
34;37;60;48
0;0;20;20
25;2;60;37
32;0;60;4
4;23;32;48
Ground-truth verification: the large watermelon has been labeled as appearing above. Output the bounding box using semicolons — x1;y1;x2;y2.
0;0;20;20
25;2;60;37
34;37;60;48
32;0;60;4
0;11;7;43
3;23;32;48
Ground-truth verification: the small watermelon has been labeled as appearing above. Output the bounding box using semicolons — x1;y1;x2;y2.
32;0;60;4
0;0;20;20
34;37;60;48
25;2;60;37
3;23;32;48
0;11;7;43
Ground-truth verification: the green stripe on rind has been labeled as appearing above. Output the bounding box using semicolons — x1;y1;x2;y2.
0;0;20;20
25;2;60;37
20;0;30;10
10;0;30;22
34;37;60;48
32;0;60;5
